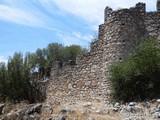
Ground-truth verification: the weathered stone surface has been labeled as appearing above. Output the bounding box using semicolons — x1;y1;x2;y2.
102;107;109;114
1;1;160;120
129;102;136;106
112;107;119;112
45;1;160;104
152;112;160;118
156;99;160;103
2;100;160;120
42;104;53;116
87;117;95;120
83;102;92;107
45;118;53;120
26;104;42;115
0;103;42;120
141;102;150;108
54;115;66;120
121;106;143;114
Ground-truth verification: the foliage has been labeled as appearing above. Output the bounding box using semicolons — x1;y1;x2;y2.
0;53;41;103
109;38;160;102
64;45;87;61
0;43;86;103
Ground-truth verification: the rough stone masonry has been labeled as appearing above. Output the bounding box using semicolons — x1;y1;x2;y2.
46;1;160;104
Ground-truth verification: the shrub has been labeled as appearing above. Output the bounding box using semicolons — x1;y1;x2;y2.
109;38;160;102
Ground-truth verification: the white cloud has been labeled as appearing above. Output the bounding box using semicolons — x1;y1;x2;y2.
58;31;92;47
38;0;60;15
0;4;45;27
0;0;60;30
0;0;156;29
0;0;157;47
50;0;156;29
0;56;8;64
0;0;156;30
51;0;105;26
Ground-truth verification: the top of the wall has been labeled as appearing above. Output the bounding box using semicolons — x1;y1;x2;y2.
104;2;160;23
104;2;147;23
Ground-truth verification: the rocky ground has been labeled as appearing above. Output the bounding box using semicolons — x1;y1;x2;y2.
0;99;160;120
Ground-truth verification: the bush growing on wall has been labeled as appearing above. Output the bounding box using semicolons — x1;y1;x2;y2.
109;38;160;102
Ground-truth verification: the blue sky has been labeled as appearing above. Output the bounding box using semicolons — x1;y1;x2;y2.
0;0;157;63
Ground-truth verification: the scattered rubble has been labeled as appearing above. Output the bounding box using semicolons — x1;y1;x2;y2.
1;99;160;120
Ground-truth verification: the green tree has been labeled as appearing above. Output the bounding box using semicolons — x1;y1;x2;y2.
0;42;87;103
0;52;42;103
46;43;64;62
36;49;47;79
109;38;160;101
7;52;25;101
0;62;7;101
25;52;37;72
64;45;86;61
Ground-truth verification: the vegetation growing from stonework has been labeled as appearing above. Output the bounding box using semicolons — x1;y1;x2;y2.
0;43;86;103
109;38;160;102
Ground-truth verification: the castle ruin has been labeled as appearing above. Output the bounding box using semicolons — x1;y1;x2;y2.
46;1;160;103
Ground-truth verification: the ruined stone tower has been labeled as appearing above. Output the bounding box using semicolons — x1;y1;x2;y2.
46;1;160;104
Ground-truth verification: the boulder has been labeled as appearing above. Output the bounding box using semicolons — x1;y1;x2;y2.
149;107;158;114
121;106;143;114
45;117;53;120
83;102;92;107
42;104;53;115
26;104;42;115
54;115;66;120
114;102;120;108
102;107;109;114
152;112;160;118
141;102;150;108
87;117;95;120
128;102;136;106
156;99;160;103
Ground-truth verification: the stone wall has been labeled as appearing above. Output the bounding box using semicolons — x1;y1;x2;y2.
45;1;160;104
145;12;159;37
47;51;111;103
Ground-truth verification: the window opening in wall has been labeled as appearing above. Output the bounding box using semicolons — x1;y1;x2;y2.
121;23;125;26
69;60;76;65
58;61;63;69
